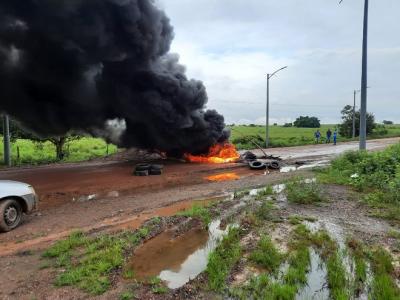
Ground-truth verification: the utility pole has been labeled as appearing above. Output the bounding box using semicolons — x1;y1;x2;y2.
339;0;369;149
266;66;287;148
359;0;369;150
2;114;11;167
353;90;357;139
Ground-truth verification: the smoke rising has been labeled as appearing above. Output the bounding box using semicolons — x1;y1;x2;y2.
0;0;229;155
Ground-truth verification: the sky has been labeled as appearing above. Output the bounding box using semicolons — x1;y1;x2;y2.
157;0;400;125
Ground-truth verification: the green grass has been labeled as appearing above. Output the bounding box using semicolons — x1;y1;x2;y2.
317;143;400;223
255;186;274;200
346;238;367;295
249;235;283;273
206;227;242;291
285;177;324;204
0;136;118;166
119;291;135;300
229;124;400;149
149;277;168;294
177;204;212;227
370;247;400;299
43;227;151;295
326;252;349;300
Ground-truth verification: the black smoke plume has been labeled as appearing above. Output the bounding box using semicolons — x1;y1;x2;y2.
0;0;229;155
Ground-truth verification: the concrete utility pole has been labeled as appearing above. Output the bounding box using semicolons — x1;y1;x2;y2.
339;0;369;149
266;66;287;148
2;114;11;167
359;0;369;150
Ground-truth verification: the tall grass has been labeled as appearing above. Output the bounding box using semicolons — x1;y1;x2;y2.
0;136;118;165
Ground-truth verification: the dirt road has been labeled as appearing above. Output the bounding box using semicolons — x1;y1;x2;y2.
0;137;398;255
0;137;399;300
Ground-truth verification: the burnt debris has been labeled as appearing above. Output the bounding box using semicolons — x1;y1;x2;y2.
0;0;228;156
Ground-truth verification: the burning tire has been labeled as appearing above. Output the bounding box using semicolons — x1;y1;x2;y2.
0;199;23;232
249;160;266;170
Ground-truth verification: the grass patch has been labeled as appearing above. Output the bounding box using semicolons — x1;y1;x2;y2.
149;277;168;294
347;238;367;295
326;252;349;300
256;200;276;221
369;247;400;299
43;227;151;295
178;204;212;227
206;227;242;291
285;177;324;204
119;291;135;300
229;124;400;150
0;137;118;166
255;186;273;200
249;235;283;273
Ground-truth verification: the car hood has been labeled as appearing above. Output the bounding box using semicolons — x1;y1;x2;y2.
0;180;33;198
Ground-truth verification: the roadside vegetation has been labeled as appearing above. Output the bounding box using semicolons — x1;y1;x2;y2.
317;143;400;223
229;124;400;149
42;226;152;295
285;177;324;204
0;136;117;165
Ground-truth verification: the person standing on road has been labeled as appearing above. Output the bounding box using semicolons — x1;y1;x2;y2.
314;130;321;144
326;129;332;143
333;130;338;145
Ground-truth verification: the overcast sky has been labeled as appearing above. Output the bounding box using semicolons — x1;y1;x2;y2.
157;0;399;125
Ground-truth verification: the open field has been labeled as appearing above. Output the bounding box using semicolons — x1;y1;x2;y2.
0;138;400;299
229;124;400;149
0;137;118;166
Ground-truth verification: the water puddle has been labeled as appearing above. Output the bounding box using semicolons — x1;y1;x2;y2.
281;160;330;173
296;249;329;300
130;220;234;289
108;195;229;231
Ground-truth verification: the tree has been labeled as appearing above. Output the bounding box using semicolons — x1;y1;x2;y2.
339;105;376;138
383;120;394;125
0;118;80;160
293;116;321;128
283;123;293;127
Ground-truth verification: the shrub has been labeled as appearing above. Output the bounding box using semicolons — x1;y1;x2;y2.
285;177;323;204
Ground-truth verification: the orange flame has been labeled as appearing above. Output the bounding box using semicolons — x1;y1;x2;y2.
185;143;240;164
206;173;240;182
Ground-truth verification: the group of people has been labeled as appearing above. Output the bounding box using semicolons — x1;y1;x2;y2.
314;129;337;145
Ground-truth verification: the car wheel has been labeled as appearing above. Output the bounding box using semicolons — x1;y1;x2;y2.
0;199;23;232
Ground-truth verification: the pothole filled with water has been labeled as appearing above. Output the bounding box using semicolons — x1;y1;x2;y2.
130;220;235;289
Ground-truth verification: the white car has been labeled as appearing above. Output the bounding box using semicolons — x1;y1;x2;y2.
0;180;38;232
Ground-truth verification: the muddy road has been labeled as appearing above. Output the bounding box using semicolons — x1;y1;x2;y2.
0;137;398;255
0;137;399;299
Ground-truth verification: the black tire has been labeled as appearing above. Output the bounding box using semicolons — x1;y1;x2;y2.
0;199;23;232
134;170;149;176
149;169;163;176
135;163;150;171
150;164;164;171
269;161;281;170
249;160;266;170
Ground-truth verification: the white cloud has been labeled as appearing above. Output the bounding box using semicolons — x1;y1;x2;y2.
159;0;400;124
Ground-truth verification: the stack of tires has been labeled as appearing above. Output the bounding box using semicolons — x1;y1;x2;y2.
134;164;164;176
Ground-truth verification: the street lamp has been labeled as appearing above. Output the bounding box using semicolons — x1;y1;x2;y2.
266;66;287;148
